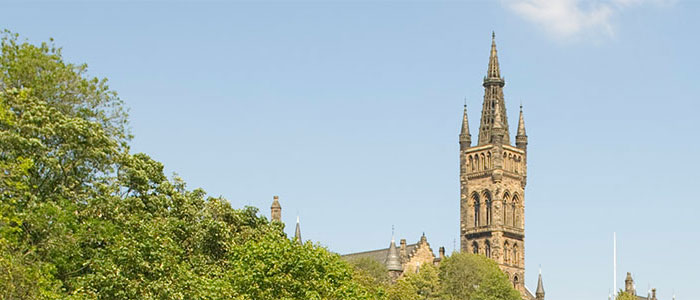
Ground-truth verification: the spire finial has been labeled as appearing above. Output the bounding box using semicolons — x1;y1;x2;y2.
460;102;472;148
492;31;495;39
391;225;395;242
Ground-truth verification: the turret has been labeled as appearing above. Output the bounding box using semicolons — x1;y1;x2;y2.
516;105;528;150
625;272;636;295
270;195;281;222
535;270;545;300
386;233;403;279
460;104;472;150
294;216;302;245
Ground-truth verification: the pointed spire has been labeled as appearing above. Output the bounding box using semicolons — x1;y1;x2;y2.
536;270;545;300
487;31;501;79
517;105;526;136
460;101;471;149
516;105;528;149
478;33;509;145
386;229;402;271
294;216;302;244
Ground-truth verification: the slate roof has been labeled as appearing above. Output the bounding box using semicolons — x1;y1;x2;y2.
342;243;418;266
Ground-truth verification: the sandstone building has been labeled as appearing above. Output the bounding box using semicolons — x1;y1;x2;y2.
459;32;530;297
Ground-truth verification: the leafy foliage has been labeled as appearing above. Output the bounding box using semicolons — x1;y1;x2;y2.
616;290;637;300
439;252;521;300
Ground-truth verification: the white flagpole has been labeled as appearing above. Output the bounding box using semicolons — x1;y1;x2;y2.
614;232;617;297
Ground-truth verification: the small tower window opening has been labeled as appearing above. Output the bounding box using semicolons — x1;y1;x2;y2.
503;192;510;226
472;242;479;254
486;200;492;225
513;244;519;265
473;194;481;227
485;240;491;258
483;191;492;225
504;241;510;264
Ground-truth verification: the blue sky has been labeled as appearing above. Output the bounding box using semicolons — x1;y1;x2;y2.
3;1;699;299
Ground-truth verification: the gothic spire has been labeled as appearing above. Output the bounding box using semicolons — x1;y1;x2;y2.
535;271;545;300
487;31;501;79
516;105;528;149
478;32;510;145
459;103;471;150
294;216;302;244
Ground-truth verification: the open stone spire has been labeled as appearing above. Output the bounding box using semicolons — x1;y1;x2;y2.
478;32;510;145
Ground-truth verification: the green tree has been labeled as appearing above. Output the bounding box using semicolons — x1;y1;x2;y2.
616;290;637;300
405;263;441;300
439;252;521;300
348;257;391;285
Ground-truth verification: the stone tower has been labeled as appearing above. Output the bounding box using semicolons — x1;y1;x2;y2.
270;195;281;222
459;33;529;295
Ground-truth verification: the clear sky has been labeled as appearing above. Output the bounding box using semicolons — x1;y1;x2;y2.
3;1;698;299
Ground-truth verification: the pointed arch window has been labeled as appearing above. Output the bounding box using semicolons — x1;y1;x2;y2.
513;244;519;265
472;242;479;254
473;193;481;227
511;195;518;227
503;193;510;226
504;241;510;264
485;191;493;225
485;240;492;258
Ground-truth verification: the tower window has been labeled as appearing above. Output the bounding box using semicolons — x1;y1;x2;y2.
472;242;479;254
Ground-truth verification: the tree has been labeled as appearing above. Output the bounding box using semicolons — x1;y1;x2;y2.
616;290;637;300
348;257;391;285
404;263;441;300
439;252;521;300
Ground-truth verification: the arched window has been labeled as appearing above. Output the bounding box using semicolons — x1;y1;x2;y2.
469;156;474;171
513;244;519;265
503;192;510;226
504;241;510;264
487;152;492;169
475;155;479;171
480;153;486;171
472;242;479;254
485;240;491;258
512;195;520;228
485;191;493;225
473;193;481;227
513;275;519;288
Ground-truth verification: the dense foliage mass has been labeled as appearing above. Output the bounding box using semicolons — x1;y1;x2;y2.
0;31;521;299
616;290;637;300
